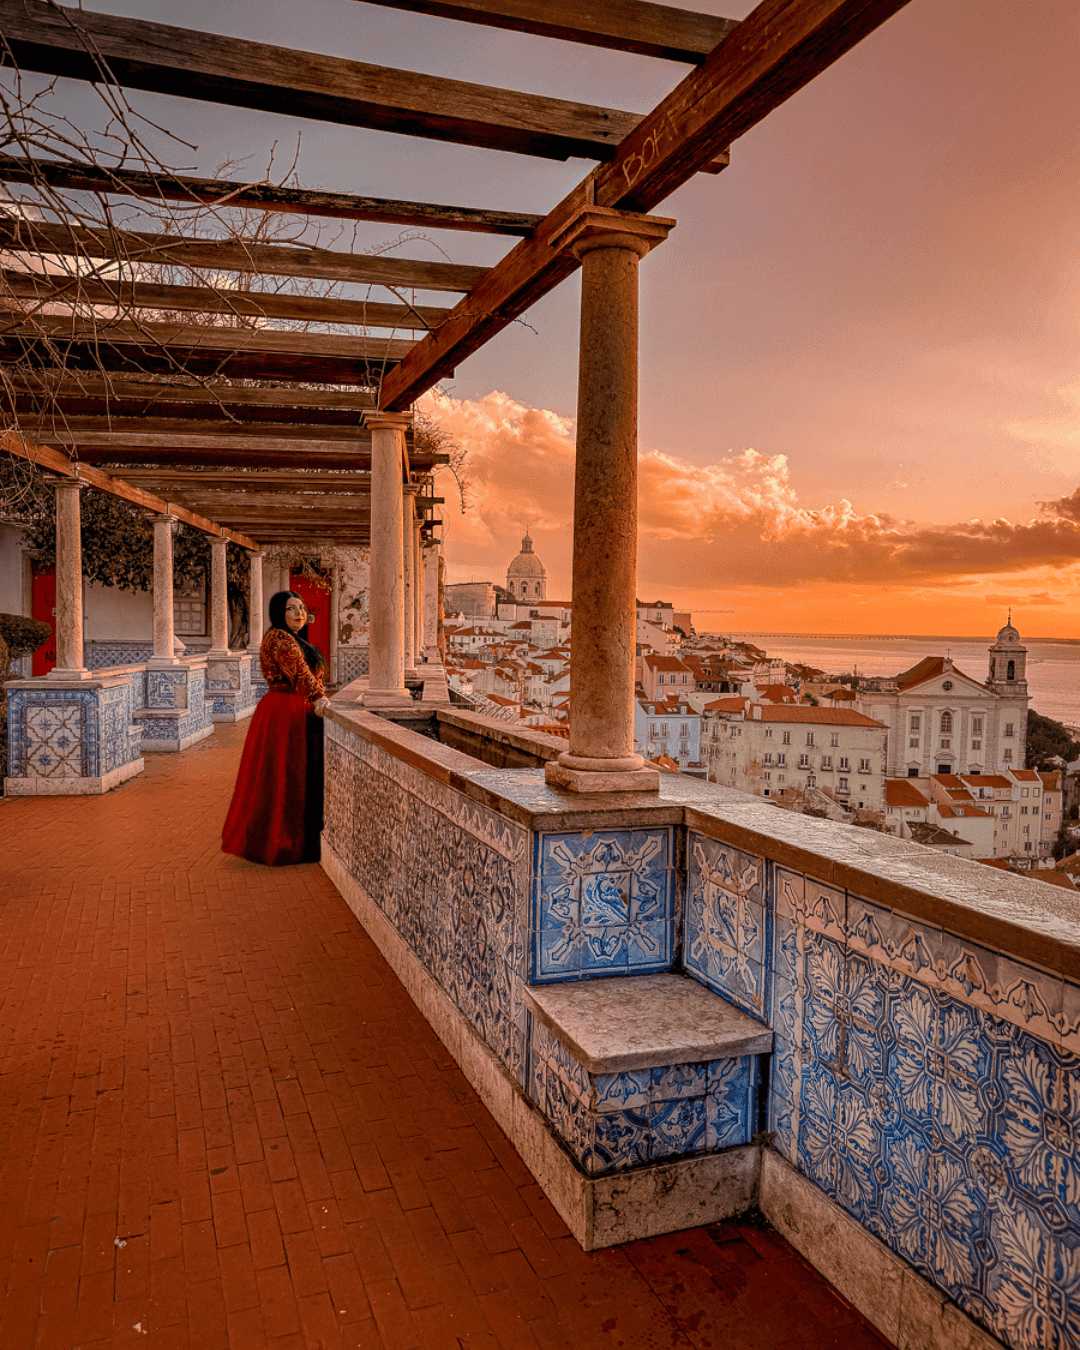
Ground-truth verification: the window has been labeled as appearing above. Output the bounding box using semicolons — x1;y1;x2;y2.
805;732;815;747
1002;806;1011;818
1021;805;1028;815
1007;660;1015;681
941;711;953;734
778;774;785;783
940;739;951;750
821;756;832;770
858;759;871;773
1024;840;1031;851
798;754;810;768
658;723;668;737
174;576;206;636
909;738;921;749
1004;723;1014;737
1023;825;1030;836
1046;813;1052;821
680;742;689;756
764;728;773;739
972;716;983;735
782;732;791;745
763;772;771;781
1003;749;1013;762
839;757;850;771
838;778;849;792
763;753;773;765
1021;788;1029;797
680;724;689;737
777;754;786;767
1033;790;1040;799
681;674;687;683
657;673;664;684
971;740;981;751
910;715;921;735
830;734;840;748
942;681;953;691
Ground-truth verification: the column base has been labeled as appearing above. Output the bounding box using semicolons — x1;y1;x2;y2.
46;667;92;680
545;761;661;794
147;656;183;668
362;688;413;708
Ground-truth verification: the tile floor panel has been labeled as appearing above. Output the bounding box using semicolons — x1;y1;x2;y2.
1;724;894;1349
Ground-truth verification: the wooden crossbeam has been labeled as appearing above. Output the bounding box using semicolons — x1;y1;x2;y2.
379;0;911;408
90;470;373;489
33;431;392;456
30;421;374;442
0;218;486;292
355;0;738;64
164;492;373;510
43;444;448;471
4;375;378;414
0;430;259;547
1;269;450;331
1;2;725;165
0;154;542;237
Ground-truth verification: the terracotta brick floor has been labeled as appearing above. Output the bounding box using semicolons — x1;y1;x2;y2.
1;724;895;1350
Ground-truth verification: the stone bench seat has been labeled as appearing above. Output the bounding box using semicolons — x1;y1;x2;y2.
522;974;773;1178
524;972;772;1074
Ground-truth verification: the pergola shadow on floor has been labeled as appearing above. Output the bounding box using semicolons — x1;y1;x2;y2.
0;724;894;1349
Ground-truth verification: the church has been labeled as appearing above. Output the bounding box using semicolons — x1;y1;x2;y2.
857;619;1029;777
505;529;547;602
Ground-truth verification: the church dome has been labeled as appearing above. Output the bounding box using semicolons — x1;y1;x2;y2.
507;530;547;600
994;615;1021;646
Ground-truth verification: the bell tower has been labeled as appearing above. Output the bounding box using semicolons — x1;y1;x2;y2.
987;613;1027;694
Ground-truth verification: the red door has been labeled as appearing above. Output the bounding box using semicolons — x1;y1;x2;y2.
31;565;57;676
289;571;331;665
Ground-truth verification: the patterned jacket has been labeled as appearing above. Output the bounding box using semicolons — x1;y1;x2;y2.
260;628;325;704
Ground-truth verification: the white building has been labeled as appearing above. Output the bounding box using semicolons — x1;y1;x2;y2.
506;530;547;602
857;620;1029;778
703;705;888;813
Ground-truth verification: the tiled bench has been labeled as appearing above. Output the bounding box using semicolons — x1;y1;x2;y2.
524;974;772;1176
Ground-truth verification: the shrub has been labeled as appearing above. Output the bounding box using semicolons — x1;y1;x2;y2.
0;614;51;659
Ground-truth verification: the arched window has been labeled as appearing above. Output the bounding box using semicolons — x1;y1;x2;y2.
940;711;952;734
1006;660;1015;681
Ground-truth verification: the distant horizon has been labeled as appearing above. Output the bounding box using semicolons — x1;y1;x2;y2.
710;629;1080;646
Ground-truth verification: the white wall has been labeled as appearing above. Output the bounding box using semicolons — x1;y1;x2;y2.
0;525;28;617
84;581;153;641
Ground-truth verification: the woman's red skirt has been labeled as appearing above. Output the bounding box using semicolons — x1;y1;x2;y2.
221;688;324;866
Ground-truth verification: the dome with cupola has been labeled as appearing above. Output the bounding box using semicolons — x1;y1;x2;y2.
506;529;547;601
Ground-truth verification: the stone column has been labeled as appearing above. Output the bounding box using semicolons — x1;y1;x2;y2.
402;487;417;678
422;540;440;658
362;410;412;703
248;549;264;654
49;477;89;678
412;516;424;662
209;536;230;656
329;564;341;684
149;514;179;666
545;207;673;793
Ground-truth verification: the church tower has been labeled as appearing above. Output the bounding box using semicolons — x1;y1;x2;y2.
987;613;1028;695
506;529;547;602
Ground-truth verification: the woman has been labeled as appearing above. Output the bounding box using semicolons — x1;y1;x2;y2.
222;590;330;866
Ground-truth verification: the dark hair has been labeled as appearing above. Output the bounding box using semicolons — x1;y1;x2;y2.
268;590;326;675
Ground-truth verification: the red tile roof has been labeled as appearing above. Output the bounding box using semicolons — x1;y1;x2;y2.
752;707;886;727
886;780;929;807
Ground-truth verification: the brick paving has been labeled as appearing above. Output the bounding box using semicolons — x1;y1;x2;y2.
1;724;894;1349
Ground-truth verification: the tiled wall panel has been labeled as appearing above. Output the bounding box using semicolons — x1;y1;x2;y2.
767;870;1080;1350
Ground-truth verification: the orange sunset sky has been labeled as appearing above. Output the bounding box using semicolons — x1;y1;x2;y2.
28;0;1080;636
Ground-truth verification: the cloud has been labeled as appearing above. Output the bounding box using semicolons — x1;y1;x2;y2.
425;389;1080;593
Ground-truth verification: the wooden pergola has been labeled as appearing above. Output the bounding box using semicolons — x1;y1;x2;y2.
0;0;910;772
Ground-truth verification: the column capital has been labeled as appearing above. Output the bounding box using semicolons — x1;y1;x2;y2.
362;410;413;432
52;474;86;494
553;205;675;262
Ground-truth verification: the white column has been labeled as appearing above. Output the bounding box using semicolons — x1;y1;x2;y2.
545;208;672;794
278;565;291;597
412;516;423;662
402;487;417;678
363;411;412;703
329;564;341;684
49;477;89;678
149;514;179;665
209;536;230;656
248;550;264;654
422;541;440;656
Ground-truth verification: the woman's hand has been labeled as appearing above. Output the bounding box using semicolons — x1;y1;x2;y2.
313;696;329;718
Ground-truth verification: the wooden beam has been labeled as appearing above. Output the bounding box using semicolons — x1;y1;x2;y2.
40;444;449;471
91;470;373;490
0;154;542;237
379;0;911;408
164;492;372;510
4;374;378;414
0;217;487;292
1;269;451;330
0;430;259;547
27;420;375;442
2;2;709;164
33;432;391;456
354;0;738;64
